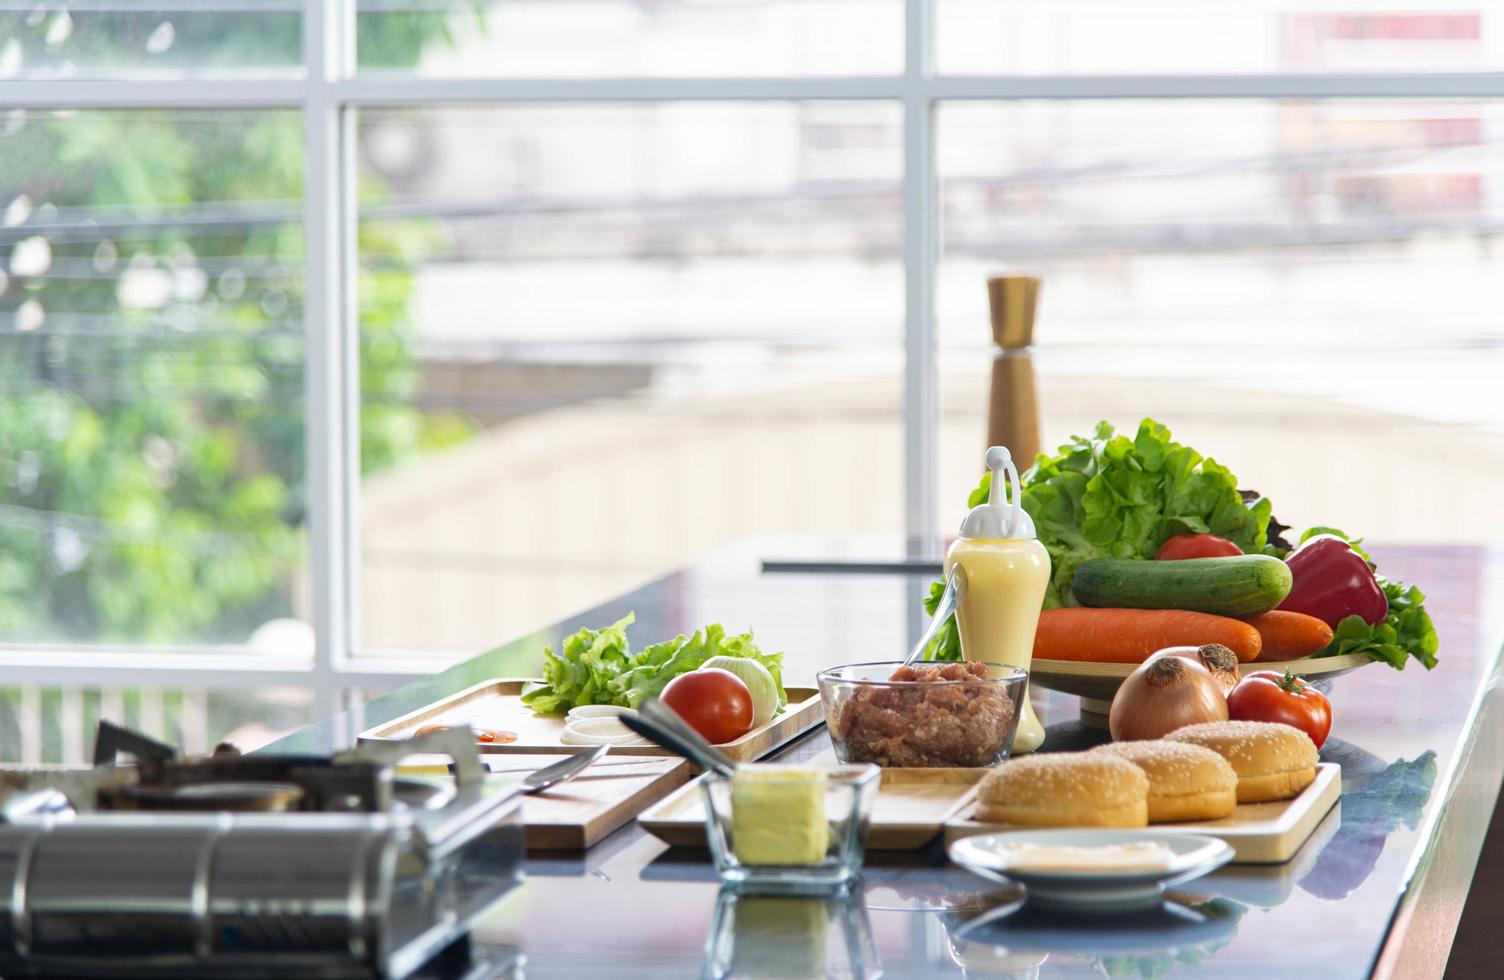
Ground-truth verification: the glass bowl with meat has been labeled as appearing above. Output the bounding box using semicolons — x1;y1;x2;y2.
816;661;1028;768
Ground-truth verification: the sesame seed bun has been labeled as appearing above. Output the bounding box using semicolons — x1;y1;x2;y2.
975;752;1148;828
1164;721;1318;803
1093;740;1239;822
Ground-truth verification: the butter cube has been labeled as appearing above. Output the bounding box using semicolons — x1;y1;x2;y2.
731;767;829;866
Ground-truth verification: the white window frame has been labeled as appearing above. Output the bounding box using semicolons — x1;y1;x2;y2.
4;0;1502;721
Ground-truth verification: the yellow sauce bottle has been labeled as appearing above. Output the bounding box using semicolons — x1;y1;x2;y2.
943;447;1051;753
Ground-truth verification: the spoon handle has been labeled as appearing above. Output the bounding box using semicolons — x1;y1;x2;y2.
905;564;967;666
620;699;737;778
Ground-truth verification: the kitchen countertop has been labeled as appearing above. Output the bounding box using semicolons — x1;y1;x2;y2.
270;538;1504;979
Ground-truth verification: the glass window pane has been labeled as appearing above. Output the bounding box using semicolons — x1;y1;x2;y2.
357;0;902;76
938;2;1504;75
937;99;1504;544
0;684;313;763
0;109;308;646
355;102;903;655
0;2;302;78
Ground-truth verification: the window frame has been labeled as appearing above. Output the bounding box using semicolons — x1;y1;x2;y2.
5;0;1502;722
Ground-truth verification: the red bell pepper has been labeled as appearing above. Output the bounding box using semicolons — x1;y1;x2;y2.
1277;535;1388;628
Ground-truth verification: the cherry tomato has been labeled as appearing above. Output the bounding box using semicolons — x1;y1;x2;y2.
415;724;516;744
1155;533;1244;560
1227;671;1333;748
661;668;754;744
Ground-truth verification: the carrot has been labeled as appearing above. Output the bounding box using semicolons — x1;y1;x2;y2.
1033;608;1262;664
1246;610;1334;662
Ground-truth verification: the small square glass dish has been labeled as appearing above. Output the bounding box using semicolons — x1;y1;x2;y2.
700;763;881;892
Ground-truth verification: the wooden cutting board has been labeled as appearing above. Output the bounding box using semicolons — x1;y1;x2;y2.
943;762;1341;864
360;678;826;763
481;754;694;851
638;766;988;851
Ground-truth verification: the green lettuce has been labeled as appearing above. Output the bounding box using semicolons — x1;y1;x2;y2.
922;418;1273;662
983;419;1271;608
520;613;786;714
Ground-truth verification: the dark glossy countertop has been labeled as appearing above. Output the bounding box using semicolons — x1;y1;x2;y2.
271;538;1504;979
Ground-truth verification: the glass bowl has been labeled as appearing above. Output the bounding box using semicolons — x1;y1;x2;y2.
700;764;880;892
815;661;1029;768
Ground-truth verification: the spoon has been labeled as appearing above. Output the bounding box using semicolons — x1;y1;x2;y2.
904;564;968;666
619;698;737;778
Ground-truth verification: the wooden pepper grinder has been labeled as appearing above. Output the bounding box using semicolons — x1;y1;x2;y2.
985;275;1042;469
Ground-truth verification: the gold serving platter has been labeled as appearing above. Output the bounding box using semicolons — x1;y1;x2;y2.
1029;652;1374;728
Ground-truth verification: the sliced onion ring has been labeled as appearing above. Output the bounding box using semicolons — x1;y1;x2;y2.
560;714;651;746
566;704;633;722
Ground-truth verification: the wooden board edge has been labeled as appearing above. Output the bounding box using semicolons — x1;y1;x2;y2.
360;677;536;740
577;760;696;851
526;759;695;852
721;691;827;762
638;774;710;848
941;763;1342;864
638;768;988;853
357;681;824;756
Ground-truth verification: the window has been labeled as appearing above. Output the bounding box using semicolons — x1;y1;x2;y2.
5;2;1501;758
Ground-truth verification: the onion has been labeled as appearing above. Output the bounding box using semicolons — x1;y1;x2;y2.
1158;644;1240;698
559;714;652;746
1109;651;1229;742
567;704;632;722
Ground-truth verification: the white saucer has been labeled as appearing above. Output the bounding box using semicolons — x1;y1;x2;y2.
948;829;1235;913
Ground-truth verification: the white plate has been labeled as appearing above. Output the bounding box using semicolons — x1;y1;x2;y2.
948;829;1235;913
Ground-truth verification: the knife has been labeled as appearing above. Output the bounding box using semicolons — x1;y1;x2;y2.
519;744;609;795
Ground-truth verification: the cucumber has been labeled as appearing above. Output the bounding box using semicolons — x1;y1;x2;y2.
1071;555;1292;617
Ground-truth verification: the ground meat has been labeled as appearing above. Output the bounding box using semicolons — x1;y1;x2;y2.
830;662;1016;768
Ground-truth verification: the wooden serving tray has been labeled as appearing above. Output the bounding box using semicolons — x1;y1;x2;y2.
943;762;1341;864
638;766;987;851
360;678;825;763
483;754;693;851
1030;655;1372;728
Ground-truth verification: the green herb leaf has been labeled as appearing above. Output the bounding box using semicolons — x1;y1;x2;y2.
520;615;785;714
959;419;1271;609
1298;525;1372;562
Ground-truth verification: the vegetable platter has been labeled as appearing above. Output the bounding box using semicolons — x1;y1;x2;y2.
362;611;825;757
1030;653;1371;730
358;678;825;761
923;418;1439;680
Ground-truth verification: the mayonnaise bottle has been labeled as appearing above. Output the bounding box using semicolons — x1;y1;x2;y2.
944;446;1051;753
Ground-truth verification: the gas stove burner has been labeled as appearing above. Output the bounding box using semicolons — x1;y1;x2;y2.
0;721;524;979
111;779;307;812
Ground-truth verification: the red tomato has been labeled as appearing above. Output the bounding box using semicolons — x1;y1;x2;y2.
661;668;754;744
1227;671;1333;748
1155;533;1244;560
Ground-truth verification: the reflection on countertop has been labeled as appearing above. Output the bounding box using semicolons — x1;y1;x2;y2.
704;886;881;980
292;542;1500;978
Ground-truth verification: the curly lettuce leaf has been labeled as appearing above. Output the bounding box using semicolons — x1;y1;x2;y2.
965;419;1272;608
520;613;635;714
521;615;785;714
1319;583;1438;670
611;624;786;709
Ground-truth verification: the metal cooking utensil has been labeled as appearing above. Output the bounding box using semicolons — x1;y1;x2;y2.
903;563;967;666
619;699;737;778
520;744;609;795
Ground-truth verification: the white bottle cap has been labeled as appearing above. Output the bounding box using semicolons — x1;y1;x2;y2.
958;446;1037;540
